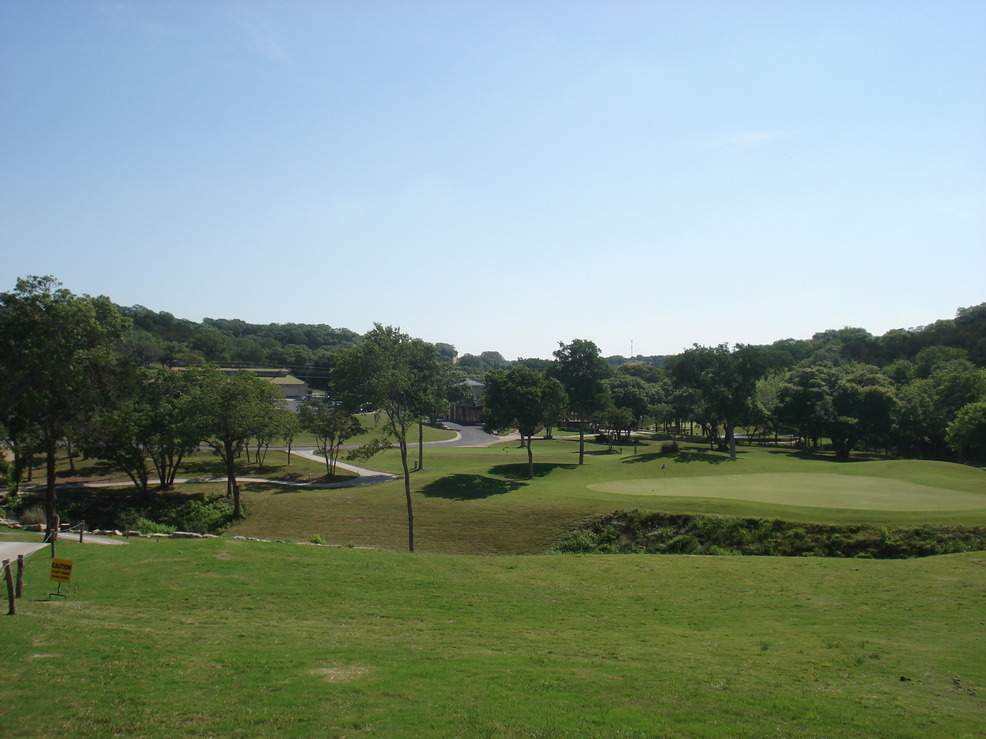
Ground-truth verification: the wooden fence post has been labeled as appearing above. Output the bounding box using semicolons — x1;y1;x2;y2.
16;555;24;598
3;560;14;615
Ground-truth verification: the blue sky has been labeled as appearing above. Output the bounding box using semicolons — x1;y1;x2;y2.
2;1;984;359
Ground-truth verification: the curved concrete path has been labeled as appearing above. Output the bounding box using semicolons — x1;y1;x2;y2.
5;421;516;495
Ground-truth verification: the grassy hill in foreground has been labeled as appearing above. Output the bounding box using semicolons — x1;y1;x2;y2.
3;437;985;737
1;536;984;738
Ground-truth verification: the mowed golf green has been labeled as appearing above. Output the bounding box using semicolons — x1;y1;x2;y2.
590;472;986;511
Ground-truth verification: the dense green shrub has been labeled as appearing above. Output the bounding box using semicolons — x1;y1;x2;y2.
552;510;986;559
4;488;237;535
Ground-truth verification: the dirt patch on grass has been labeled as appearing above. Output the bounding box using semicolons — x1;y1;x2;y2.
310;666;370;683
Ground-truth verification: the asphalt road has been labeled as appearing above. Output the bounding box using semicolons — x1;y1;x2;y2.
428;421;514;447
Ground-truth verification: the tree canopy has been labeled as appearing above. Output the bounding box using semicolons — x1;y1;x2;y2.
483;365;568;479
332;324;442;552
550;339;610;464
0;276;130;534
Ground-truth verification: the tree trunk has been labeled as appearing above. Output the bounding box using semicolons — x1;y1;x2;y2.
223;441;242;518
44;441;58;540
399;437;414;552
526;435;534;479
418;420;424;471
578;422;585;465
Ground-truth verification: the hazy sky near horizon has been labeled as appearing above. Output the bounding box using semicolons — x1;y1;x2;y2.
2;1;984;359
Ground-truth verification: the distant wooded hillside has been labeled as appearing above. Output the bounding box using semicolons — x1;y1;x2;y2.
118;302;986;390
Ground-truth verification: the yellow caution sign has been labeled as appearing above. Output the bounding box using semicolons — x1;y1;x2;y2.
50;558;73;584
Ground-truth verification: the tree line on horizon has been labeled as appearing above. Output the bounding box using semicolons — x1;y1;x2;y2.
2;276;985;551
117;300;986;382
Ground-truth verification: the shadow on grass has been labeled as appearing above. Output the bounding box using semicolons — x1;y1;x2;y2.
674;450;736;465
241;473;358;494
623;452;677;465
488;462;578;480
179;459;232;477
420;473;526;500
763;448;884;463
55;460;120;479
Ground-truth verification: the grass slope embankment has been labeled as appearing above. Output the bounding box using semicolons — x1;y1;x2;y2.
1;537;984;738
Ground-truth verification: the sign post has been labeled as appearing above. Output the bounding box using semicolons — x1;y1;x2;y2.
49;558;73;599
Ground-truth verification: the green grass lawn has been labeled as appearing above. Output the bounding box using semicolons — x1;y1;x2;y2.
1;537;983;738
228;436;986;553
9;435;985;554
3;436;985;737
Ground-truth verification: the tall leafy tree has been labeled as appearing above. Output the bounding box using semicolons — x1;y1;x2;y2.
85;367;205;492
604;374;658;431
332;325;440;552
483;365;568;479
193;367;284;518
298;398;364;476
946;401;986;461
777;362;899;460
0;276;129;536
667;344;771;459
550;339;610;464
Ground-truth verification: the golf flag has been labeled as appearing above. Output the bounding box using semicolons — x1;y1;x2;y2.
661;464;666;470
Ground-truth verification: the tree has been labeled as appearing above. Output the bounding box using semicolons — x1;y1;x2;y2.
483;366;568;478
332;325;440;552
298;398;364;476
551;339;610;464
414;354;462;472
752;372;786;442
193;367;284;518
889;368;985;458
598;405;635;448
604;374;658;431
434;342;457;364
0;421;42;495
777;362;898;460
826;364;898;459
667;344;771;459
946;401;986;461
85;367;206;492
0;276;129;536
539;373;568;439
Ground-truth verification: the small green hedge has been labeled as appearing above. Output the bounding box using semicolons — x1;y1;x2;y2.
552;510;986;558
